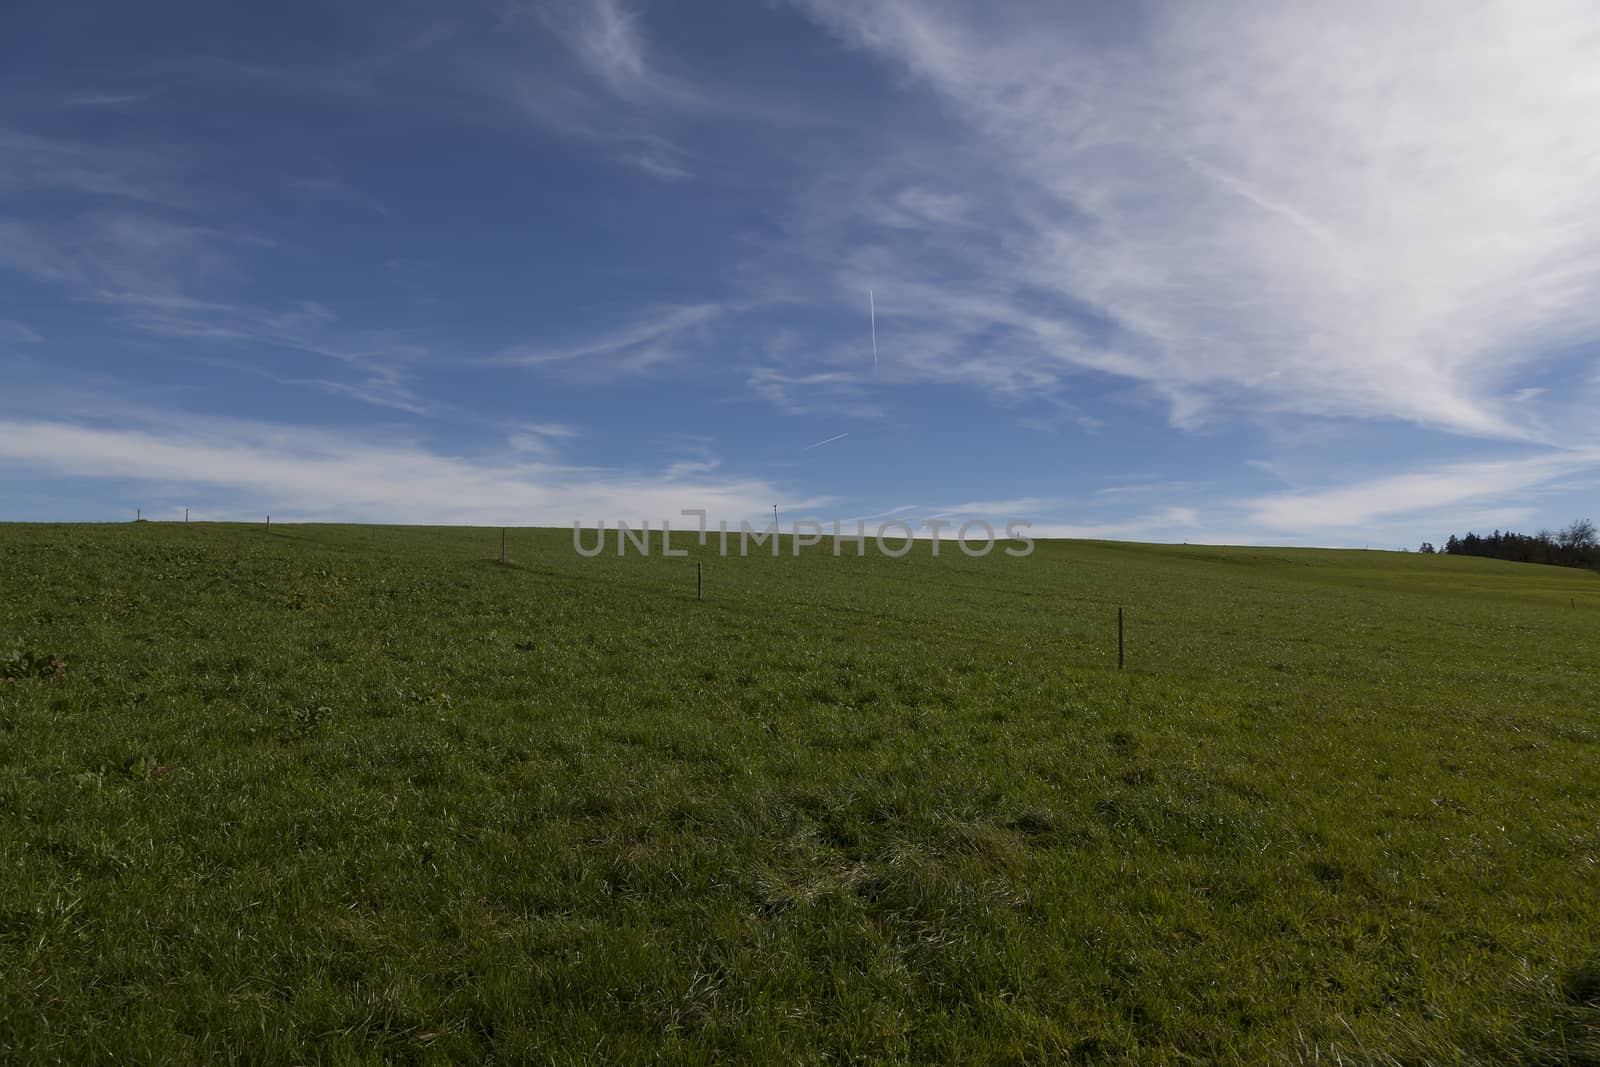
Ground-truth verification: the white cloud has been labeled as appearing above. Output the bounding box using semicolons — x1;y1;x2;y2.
927;497;1052;519
1026;507;1202;541
745;367;882;417
1244;450;1600;531
0;416;792;527
802;503;1198;542
1094;480;1207;499
831;504;923;525
663;459;720;480
796;0;1600;441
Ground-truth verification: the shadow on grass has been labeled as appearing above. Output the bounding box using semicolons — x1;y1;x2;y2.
1520;956;1600;1066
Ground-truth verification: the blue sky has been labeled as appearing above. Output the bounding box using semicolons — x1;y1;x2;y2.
3;0;1599;545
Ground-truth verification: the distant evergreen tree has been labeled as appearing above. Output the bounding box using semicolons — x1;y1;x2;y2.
1433;520;1597;571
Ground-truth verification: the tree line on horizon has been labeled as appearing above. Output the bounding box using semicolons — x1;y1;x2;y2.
1418;519;1598;569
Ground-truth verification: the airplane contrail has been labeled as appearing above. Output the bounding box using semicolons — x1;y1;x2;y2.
803;432;850;451
869;290;877;369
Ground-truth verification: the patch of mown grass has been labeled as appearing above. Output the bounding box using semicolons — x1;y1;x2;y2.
0;522;1597;1063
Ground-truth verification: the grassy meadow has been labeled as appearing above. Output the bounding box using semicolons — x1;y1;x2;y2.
1;521;1597;1064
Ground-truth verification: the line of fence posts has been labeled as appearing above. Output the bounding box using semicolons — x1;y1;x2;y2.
128;516;1143;670
125;518;1160;674
675;538;1125;662
148;518;1153;671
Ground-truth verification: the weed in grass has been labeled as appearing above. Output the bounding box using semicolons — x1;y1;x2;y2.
2;641;67;680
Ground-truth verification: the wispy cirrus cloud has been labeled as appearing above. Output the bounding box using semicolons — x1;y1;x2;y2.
166;22;451;102
250;368;428;417
0;212;270;296
62;90;160;108
626;150;691;181
495;0;819;181
493;303;728;372
1;111;441;420
794;0;1600;442
496;0;704;179
0;319;43;344
0;127;177;204
90;288;431;414
507;422;582;458
0;198;429;415
536;0;658;99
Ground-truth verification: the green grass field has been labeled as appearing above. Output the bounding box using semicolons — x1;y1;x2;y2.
2;522;1597;1064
